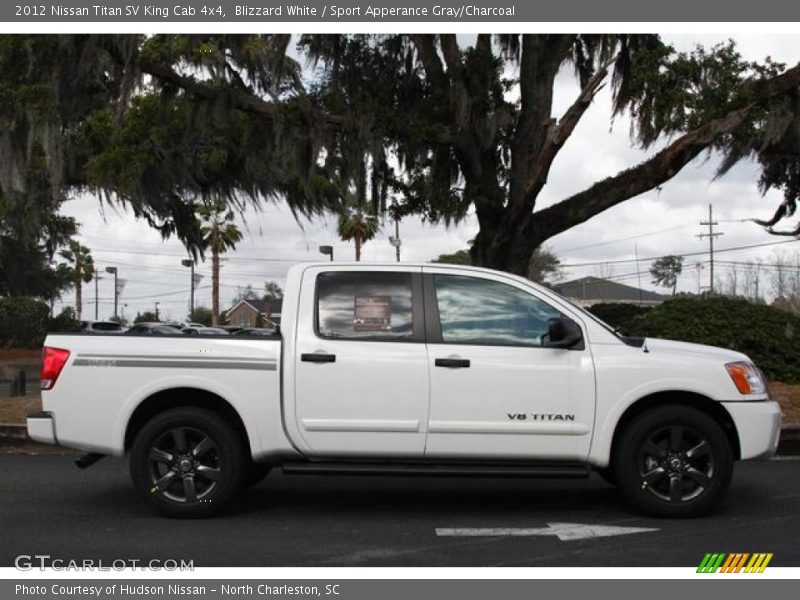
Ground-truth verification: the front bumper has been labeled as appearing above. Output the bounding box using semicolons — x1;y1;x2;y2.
722;400;781;460
27;411;57;445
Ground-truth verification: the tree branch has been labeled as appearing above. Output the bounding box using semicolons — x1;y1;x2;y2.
140;58;340;126
523;56;615;203
140;59;280;119
531;62;800;242
439;35;462;76
411;35;446;85
763;223;800;236
532;106;754;240
507;35;575;221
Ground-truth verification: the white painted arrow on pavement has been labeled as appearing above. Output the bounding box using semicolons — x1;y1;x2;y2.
435;522;659;541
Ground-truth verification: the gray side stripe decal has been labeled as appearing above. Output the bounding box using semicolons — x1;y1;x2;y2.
78;353;273;363
73;359;276;371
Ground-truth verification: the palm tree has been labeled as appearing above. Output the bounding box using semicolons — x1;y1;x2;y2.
337;210;379;261
58;241;94;320
197;199;243;326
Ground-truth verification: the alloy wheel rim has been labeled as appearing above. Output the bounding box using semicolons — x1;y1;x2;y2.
147;426;221;503
638;424;715;503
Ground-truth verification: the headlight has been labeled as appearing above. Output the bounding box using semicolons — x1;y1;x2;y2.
725;361;767;395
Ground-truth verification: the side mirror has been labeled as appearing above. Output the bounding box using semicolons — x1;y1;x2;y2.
544;317;584;349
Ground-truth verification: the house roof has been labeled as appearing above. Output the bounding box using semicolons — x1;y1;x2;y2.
226;298;283;316
553;276;666;303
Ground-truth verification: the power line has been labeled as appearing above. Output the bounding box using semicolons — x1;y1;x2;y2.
560;238;797;269
558;224;692;254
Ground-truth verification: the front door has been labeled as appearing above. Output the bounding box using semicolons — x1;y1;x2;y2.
423;270;596;461
292;267;429;458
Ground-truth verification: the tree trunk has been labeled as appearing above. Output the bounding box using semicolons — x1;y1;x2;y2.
355;233;362;261
469;174;536;277
211;249;220;326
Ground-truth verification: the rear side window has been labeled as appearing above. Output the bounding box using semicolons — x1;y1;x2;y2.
316;272;416;341
93;322;121;331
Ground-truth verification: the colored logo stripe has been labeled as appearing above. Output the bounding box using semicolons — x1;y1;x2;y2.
697;553;773;573
745;553;773;573
697;553;726;573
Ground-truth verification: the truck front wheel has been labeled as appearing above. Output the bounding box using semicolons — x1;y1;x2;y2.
130;407;246;517
613;405;733;517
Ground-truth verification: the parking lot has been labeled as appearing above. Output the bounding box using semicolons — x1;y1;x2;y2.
1;454;799;567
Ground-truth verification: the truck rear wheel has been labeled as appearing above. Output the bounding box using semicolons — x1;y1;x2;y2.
130;407;245;517
613;405;733;518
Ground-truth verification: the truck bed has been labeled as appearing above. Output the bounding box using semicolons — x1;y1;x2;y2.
38;333;286;459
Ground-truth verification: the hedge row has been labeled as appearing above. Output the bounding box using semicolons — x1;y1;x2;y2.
0;297;81;348
589;297;800;383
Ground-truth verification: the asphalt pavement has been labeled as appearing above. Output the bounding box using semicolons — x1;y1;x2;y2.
1;454;799;567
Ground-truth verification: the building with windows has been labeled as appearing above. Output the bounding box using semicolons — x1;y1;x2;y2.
225;298;282;328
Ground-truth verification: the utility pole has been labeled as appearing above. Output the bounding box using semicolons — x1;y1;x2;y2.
105;267;118;318
154;302;160;321
634;243;643;305
94;267;100;320
389;202;402;262
698;204;724;293
182;259;195;317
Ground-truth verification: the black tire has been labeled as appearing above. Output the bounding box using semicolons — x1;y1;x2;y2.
130;407;246;517
613;405;733;518
242;461;272;489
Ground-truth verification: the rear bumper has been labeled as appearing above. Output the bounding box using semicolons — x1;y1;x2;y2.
27;412;57;445
722;400;781;460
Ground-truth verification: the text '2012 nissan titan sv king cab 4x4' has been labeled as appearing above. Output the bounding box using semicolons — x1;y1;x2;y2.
28;263;781;517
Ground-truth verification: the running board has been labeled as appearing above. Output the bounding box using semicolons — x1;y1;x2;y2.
281;461;590;478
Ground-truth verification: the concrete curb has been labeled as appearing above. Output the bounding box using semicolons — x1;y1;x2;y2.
1;422;800;455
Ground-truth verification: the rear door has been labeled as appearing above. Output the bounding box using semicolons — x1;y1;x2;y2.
291;266;429;458
423;268;596;461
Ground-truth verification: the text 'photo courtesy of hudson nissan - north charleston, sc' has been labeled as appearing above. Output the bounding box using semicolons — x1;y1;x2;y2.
28;263;781;518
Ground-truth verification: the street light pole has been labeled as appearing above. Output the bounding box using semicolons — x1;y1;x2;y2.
94;267;99;320
319;245;334;261
154;302;160;321
181;259;195;317
105;267;118;319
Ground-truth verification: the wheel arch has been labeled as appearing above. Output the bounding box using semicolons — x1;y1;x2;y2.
608;391;742;465
124;387;252;456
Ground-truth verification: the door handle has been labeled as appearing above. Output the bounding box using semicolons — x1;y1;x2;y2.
301;353;336;363
435;357;470;368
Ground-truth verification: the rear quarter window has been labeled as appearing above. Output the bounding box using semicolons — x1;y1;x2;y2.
316;271;416;341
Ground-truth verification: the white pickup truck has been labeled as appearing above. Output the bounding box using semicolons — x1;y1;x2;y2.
28;263;781;518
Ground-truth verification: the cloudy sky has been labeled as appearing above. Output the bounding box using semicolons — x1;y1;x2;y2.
57;34;800;322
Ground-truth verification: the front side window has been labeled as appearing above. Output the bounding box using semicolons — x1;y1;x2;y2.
317;271;415;341
434;274;561;346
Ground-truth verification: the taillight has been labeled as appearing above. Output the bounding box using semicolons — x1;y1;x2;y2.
41;347;70;390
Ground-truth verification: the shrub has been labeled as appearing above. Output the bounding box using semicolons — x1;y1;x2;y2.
188;306;213;326
0;297;50;347
626;296;800;383
587;303;652;334
49;307;82;333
